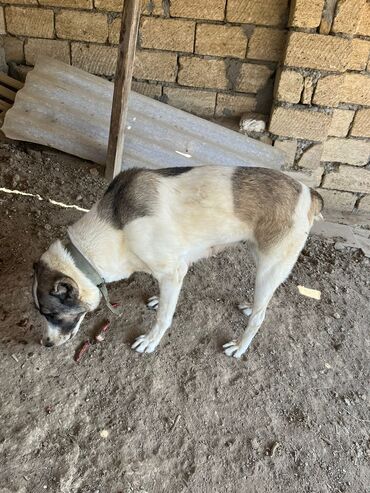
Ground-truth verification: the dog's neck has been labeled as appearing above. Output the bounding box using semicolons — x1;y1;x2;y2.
67;204;139;283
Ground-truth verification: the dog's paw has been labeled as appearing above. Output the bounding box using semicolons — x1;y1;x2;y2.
146;296;159;310
238;302;252;317
223;341;245;359
132;334;159;354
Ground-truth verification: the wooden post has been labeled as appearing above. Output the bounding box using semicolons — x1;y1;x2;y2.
105;0;141;180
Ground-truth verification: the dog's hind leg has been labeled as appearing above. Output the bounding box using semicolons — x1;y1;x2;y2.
224;236;307;358
132;263;187;354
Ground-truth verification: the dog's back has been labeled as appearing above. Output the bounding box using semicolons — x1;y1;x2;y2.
97;165;322;256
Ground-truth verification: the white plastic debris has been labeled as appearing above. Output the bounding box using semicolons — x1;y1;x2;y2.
297;286;321;300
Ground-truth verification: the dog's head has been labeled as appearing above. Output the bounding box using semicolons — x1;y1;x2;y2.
33;260;88;347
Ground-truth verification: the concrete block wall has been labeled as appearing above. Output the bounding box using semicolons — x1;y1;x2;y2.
0;0;288;122
0;0;369;213
270;0;370;214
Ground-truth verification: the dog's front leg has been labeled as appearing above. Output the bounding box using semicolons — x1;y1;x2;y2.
132;265;187;354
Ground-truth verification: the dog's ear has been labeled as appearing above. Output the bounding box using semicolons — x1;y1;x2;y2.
51;276;79;302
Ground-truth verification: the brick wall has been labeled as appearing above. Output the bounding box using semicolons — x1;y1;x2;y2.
0;0;288;121
270;0;370;214
0;0;369;213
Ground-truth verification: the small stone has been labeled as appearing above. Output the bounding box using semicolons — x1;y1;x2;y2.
44;224;51;231
89;168;99;176
239;116;266;134
28;149;42;160
259;135;273;145
344;398;351;406
251;437;259;450
100;429;109;438
76;195;83;201
333;313;341;319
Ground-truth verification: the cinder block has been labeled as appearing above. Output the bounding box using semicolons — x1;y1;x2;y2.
348;39;370;71
318;189;357;211
94;0;122;10
351;109;370;138
163;87;216;117
109;17;121;44
313;75;344;107
3;36;24;63
289;0;325;28
0;7;5;35
274;139;297;167
3;0;37;4
275;69;304;104
284;167;324;188
235;63;273;94
96;0;159;14
215;93;256;117
269;106;331;141
140;18;195;53
227;0;289;26
195;24;247;59
39;0;93;7
178;56;228;90
285;32;351;72
56;11;108;43
170;0;226;21
340;73;370;106
71;43;117;76
323;165;370;194
247;27;286;62
134;50;177;82
298;143;323;169
357;1;370;35
25;39;70;65
332;0;366;34
5;6;54;38
328;109;354;137
358;194;370;212
132;81;162;99
322;138;370;166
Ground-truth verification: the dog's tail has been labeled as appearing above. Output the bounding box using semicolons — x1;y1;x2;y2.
308;188;324;222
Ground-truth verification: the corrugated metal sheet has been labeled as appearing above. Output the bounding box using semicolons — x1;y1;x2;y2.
2;57;285;170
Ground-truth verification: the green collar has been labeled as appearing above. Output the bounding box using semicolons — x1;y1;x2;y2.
65;238;120;315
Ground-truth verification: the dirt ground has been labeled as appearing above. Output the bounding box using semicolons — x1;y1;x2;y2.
0;141;369;493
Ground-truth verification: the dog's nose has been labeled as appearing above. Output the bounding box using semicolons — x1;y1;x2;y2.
43;338;54;348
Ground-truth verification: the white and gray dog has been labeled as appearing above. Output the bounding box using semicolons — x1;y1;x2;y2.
32;166;323;358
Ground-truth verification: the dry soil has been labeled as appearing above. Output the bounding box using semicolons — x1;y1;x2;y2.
0;142;369;493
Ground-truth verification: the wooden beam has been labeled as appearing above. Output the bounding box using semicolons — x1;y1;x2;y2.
0;72;24;91
0;85;16;102
105;0;141;180
0;100;12;111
